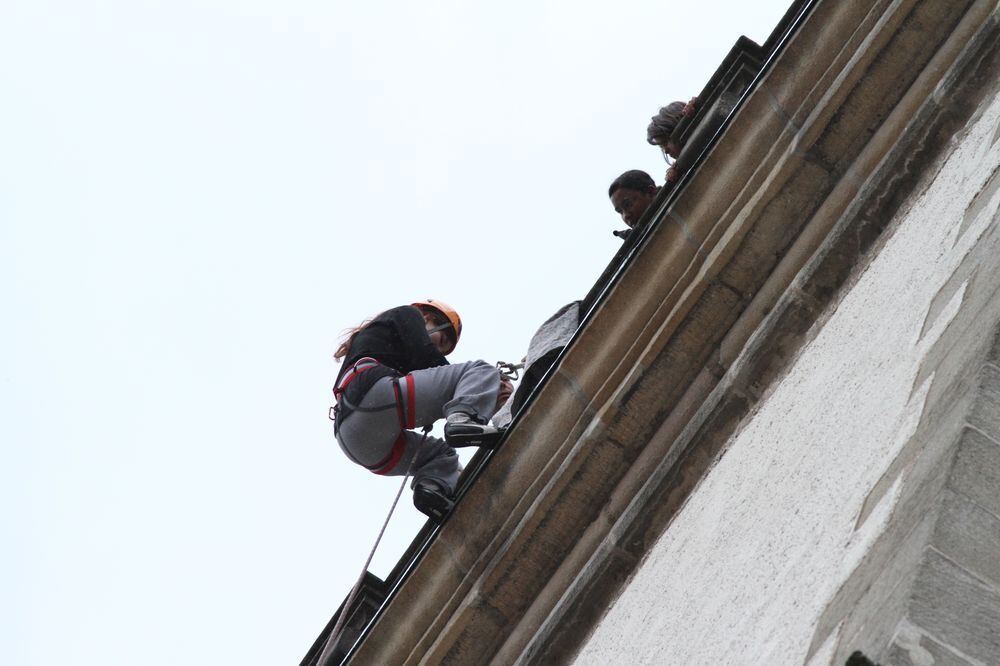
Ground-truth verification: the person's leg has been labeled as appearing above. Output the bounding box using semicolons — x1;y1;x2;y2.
395;360;506;448
334;379;400;469
336;365;500;521
386;430;460;493
336;376;461;491
442;360;503;422
397;360;501;427
381;430;461;523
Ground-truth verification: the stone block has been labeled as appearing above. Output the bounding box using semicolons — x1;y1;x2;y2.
562;229;700;401
815;511;936;665
908;549;1000;664
717;159;834;295
763;0;894;127
811;0;972;168
947;426;1000;518
886;624;977;666
601;282;743;449
933;489;1000;590
907;295;994;428
966;363;1000;444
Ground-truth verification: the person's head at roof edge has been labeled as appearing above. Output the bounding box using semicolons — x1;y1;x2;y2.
647;100;687;160
609;170;660;229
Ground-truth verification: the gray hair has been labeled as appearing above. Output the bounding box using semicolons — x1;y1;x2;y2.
646;101;686;145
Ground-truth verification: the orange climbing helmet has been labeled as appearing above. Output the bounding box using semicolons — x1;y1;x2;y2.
412;299;462;352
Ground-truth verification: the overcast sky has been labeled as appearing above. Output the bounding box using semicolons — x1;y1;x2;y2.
3;1;793;663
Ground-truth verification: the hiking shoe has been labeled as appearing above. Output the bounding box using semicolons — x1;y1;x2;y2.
413;482;454;524
443;412;504;449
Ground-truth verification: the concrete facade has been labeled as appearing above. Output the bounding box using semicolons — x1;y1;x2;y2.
577;70;1000;666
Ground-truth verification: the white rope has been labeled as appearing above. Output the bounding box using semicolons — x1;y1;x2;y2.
316;427;431;665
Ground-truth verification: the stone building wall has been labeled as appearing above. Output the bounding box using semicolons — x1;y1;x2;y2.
327;3;1000;663
575;76;1000;666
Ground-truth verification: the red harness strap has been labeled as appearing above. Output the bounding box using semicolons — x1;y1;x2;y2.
371;374;418;476
406;375;416;428
371;432;408;475
333;357;380;401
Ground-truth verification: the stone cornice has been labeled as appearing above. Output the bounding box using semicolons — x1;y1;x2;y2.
347;0;1000;663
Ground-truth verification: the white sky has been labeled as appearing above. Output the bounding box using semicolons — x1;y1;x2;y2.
3;1;793;663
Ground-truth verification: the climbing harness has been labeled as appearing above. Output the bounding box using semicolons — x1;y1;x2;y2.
328;357;381;425
330;358;418;476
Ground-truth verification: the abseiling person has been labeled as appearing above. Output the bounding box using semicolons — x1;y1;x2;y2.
332;300;512;523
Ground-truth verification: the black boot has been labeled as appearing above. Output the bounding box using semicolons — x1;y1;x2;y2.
413;482;454;524
444;413;504;449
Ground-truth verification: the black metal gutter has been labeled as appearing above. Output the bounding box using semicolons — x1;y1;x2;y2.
305;1;817;662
